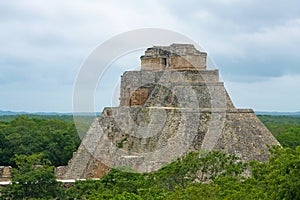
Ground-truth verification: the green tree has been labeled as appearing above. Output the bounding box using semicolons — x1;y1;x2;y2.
276;127;300;148
1;153;63;199
112;191;143;200
251;146;300;200
148;151;246;191
0;116;80;167
61;148;300;199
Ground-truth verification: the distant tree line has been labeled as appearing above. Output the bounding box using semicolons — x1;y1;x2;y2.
258;115;300;148
0;116;81;167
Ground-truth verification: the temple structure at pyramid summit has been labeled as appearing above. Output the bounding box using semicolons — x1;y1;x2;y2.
58;44;280;179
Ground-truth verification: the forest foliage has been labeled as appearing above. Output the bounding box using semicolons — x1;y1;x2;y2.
258;115;300;148
0;116;83;167
0;114;299;199
1;147;299;199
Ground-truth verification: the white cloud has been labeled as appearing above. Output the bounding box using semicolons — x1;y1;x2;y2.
0;0;299;112
226;74;300;111
237;19;300;53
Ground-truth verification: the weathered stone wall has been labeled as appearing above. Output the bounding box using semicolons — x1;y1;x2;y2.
141;57;163;71
141;44;207;71
214;111;281;162
61;107;279;179
119;70;228;107
170;55;200;70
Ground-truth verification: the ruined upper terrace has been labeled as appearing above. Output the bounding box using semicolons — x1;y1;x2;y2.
119;44;229;107
140;43;207;71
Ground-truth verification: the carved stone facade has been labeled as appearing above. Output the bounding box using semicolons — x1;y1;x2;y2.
60;44;280;179
140;44;207;71
0;166;11;181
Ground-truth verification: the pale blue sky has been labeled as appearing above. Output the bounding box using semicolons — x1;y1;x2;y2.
0;0;300;112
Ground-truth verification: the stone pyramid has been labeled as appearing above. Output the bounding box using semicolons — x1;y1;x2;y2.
60;44;280;179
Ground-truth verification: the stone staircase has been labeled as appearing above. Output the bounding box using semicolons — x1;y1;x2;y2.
62;144;92;179
63;118;101;179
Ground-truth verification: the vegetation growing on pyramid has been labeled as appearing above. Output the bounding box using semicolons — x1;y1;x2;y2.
1;146;299;199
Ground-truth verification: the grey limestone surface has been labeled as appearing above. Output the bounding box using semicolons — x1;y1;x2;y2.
60;44;280;179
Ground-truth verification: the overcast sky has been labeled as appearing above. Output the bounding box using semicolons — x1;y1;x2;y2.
1;0;300;112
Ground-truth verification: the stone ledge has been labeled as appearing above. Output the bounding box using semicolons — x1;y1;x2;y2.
102;107;253;116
